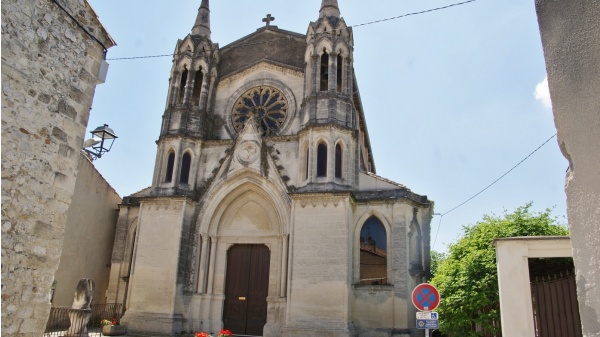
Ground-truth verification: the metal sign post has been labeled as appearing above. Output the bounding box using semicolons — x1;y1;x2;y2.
425;306;429;337
412;283;441;337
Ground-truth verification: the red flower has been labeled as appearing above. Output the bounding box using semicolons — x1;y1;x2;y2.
218;330;232;337
195;332;209;337
111;318;118;325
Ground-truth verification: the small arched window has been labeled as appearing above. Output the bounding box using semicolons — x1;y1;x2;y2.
178;68;188;104
320;52;329;91
335;143;342;178
317;142;327;177
336;54;343;92
359;216;387;285
191;68;203;106
165;151;175;183
180;152;191;184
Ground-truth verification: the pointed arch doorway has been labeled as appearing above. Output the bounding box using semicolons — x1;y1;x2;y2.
223;244;270;336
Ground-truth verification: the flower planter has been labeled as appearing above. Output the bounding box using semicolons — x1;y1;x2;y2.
102;325;127;336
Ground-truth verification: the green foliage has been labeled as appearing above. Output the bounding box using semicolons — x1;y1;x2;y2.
430;250;447;279
430;204;568;337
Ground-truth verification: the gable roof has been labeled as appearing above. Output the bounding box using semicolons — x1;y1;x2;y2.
218;26;306;79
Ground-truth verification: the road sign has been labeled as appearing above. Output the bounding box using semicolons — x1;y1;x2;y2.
412;283;441;311
416;319;439;329
416;311;438;320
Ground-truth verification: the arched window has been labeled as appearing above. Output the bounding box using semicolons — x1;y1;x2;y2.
335;143;342;178
336;54;343;92
178;68;188;104
165;151;175;183
180;152;191;184
320;52;329;91
191;68;203;106
359;216;387;285
316;142;327;177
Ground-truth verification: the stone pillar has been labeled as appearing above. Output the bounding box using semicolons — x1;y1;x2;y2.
197;234;210;293
206;236;218;294
312;54;319;94
183;69;194;105
328;52;335;91
279;234;289;297
170;71;181;106
494;237;574;337
199;70;209;109
205;75;217;112
495;241;535;337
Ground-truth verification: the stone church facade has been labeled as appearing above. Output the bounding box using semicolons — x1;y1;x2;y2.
106;1;433;336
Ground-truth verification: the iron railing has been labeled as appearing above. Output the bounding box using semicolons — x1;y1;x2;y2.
44;303;123;337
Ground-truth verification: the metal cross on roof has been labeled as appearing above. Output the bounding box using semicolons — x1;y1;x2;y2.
262;14;275;26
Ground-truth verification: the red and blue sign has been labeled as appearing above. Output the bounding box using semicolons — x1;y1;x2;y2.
412;283;440;311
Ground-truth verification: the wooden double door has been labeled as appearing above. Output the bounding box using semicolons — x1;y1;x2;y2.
223;244;270;336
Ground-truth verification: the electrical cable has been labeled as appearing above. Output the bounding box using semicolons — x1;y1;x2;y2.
352;0;478;28
106;0;479;61
431;133;558;250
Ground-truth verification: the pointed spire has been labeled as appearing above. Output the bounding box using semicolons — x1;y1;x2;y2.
191;0;211;37
319;0;340;18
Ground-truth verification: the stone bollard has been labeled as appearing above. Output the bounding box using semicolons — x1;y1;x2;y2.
64;279;95;337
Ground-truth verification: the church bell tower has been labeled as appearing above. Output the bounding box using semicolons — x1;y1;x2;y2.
152;0;219;196
297;0;359;191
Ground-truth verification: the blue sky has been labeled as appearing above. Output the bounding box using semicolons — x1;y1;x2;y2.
86;0;566;252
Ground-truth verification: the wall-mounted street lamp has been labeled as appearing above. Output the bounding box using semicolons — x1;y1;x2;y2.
82;124;118;160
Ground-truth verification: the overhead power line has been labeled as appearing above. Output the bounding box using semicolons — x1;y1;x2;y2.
106;0;479;61
108;53;174;61
352;0;478;28
431;133;558;250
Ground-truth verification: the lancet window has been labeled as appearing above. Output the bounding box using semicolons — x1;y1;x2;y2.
359;216;388;285
178;68;188;104
320;52;329;91
165;151;175;183
336;54;343;92
317;142;327;177
180;152;192;184
335;143;342;178
191;68;204;106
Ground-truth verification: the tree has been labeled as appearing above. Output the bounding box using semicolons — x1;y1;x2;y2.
430;250;447;279
430;204;568;337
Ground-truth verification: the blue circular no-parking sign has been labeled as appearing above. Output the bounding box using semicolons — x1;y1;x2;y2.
412;283;440;311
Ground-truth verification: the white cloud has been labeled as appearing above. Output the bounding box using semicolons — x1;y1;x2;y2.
534;76;552;109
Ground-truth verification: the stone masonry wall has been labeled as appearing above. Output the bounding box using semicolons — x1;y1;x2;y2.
1;1;113;336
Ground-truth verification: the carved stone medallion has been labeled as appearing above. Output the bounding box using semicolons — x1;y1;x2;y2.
236;140;260;165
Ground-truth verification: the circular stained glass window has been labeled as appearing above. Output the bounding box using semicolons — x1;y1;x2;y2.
232;86;288;136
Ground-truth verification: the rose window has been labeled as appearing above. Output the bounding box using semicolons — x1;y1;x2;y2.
232;86;288;136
